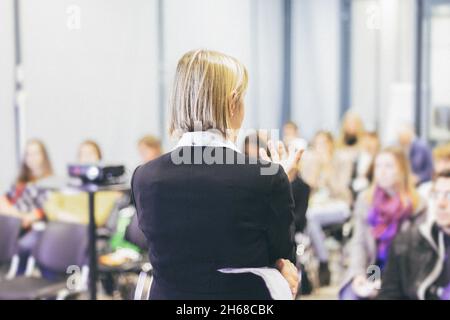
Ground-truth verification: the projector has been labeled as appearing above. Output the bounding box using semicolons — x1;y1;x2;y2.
68;163;125;185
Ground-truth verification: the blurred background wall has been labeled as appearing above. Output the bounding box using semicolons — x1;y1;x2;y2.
1;0;449;191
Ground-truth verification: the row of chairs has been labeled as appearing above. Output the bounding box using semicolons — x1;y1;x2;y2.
0;215;88;299
0;212;152;300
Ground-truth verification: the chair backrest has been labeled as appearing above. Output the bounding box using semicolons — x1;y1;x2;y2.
124;213;147;251
0;215;22;264
33;221;88;274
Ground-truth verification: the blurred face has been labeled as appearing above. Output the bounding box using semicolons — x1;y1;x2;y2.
139;144;161;163
361;135;379;156
374;153;401;191
314;134;332;157
283;124;298;144
78;144;100;164
398;128;414;147
431;177;450;229
344;116;359;135
25;142;45;176
435;158;450;175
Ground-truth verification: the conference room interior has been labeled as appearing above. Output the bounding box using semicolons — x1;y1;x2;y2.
0;0;450;301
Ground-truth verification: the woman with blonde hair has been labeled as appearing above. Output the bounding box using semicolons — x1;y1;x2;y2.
131;50;303;300
340;146;425;299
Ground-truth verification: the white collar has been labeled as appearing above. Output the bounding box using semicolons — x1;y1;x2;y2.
173;131;241;153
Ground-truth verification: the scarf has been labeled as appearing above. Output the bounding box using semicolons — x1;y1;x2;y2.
367;187;413;268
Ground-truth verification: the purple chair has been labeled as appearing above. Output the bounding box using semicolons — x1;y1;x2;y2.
0;221;88;300
0;215;22;279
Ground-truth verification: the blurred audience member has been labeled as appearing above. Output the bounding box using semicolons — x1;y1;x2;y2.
398;124;433;186
78;139;102;163
419;143;450;198
283;121;305;150
138;135;162;163
44;140;121;226
379;170;450;300
301;131;352;286
0;139;53;272
336;110;366;194
340;147;425;299
351;131;380;198
106;135;163;249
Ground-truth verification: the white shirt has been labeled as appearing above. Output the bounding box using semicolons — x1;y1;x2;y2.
173;131;241;153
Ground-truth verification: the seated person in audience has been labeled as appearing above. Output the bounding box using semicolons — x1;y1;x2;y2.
351;131;380;198
301;131;353;286
44;140;122;226
398;123;434;186
138;135;162;163
340;147;426;299
99;135;163;296
283;121;305;150
78;139;103;163
378;170;450;300
336;110;366;192
0;139;53;271
109;135;163;251
419;143;450;198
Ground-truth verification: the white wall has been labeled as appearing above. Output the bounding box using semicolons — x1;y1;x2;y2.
291;0;341;140
162;0;285;148
19;0;159;179
0;0;16;192
0;0;423;191
351;0;416;143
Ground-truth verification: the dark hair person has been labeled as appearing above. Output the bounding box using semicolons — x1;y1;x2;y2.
379;170;450;300
0;139;53;273
1;139;53;225
131;50;303;300
78;139;102;164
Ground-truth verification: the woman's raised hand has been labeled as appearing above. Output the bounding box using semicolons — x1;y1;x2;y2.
259;140;304;182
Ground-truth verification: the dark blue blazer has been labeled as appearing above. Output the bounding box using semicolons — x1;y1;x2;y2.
131;146;296;300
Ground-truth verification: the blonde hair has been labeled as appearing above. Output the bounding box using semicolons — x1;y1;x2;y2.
138;135;161;151
433;143;450;161
368;146;420;210
169;49;248;138
337;110;365;148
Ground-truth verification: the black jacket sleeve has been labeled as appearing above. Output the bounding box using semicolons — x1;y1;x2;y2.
267;166;297;264
130;165;141;207
290;176;310;233
378;234;407;300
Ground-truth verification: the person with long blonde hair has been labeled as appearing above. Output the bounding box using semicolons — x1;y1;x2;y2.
340;146;425;299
